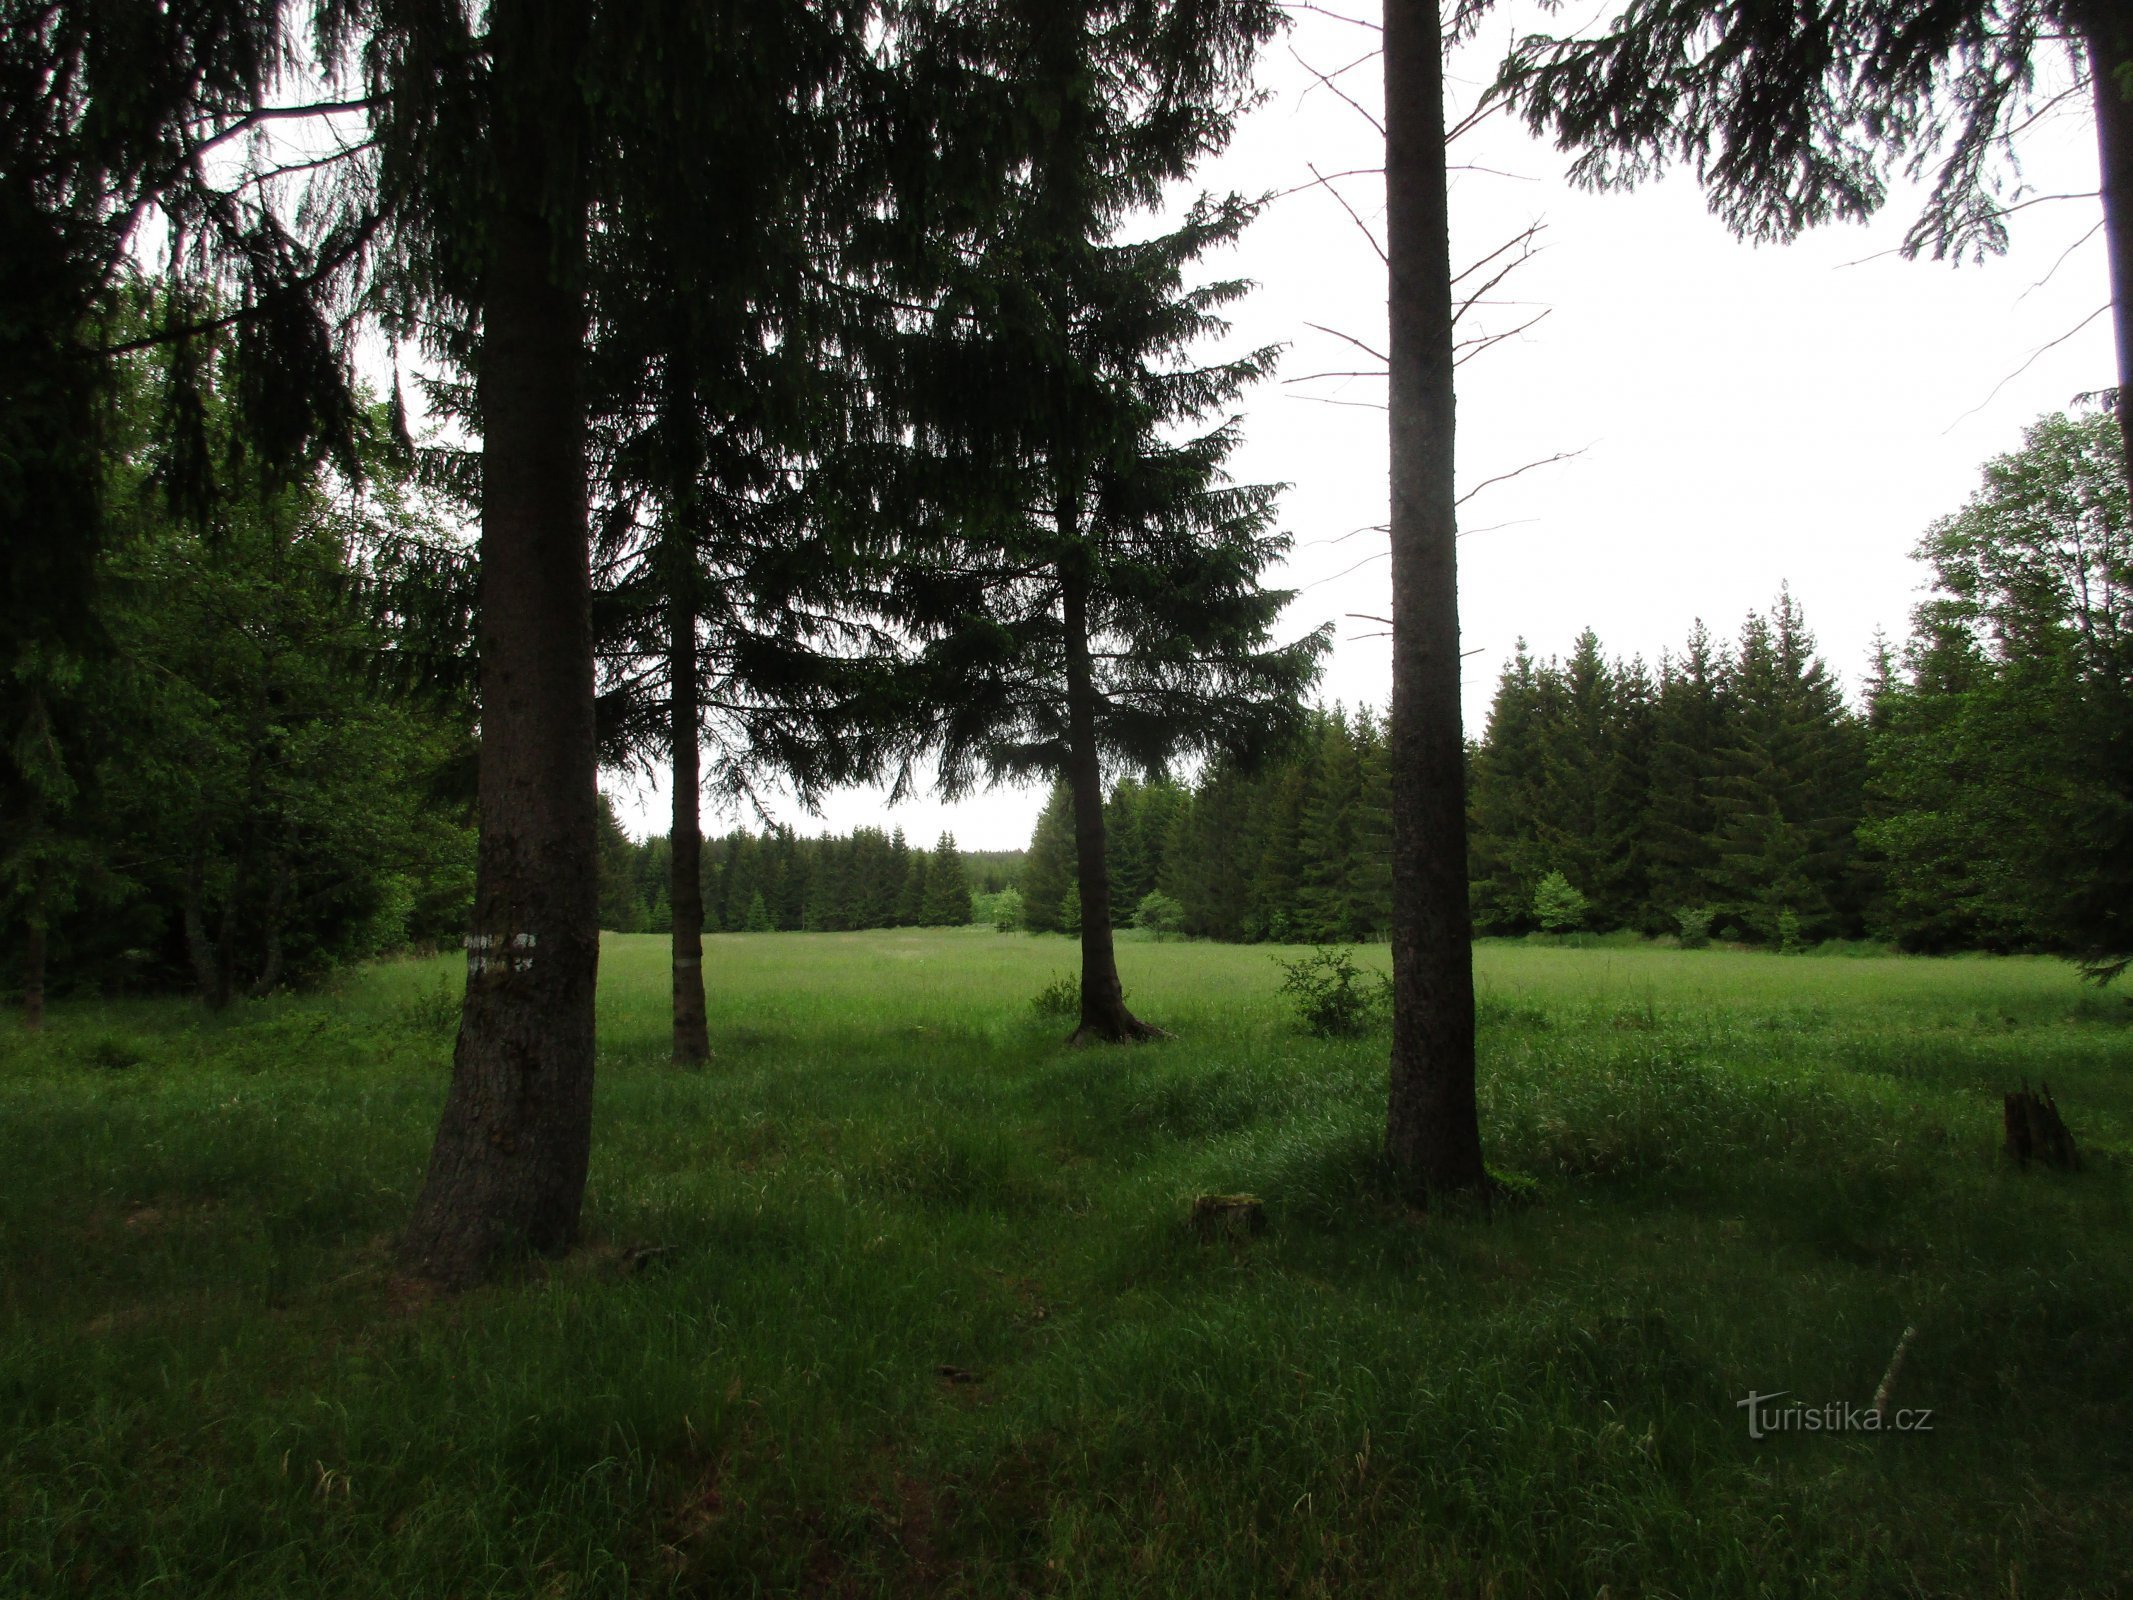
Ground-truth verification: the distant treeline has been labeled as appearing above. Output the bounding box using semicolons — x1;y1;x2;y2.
1019;411;2125;965
1005;594;1866;947
597;803;981;933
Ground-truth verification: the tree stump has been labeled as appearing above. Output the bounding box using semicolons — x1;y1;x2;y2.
1190;1194;1267;1241
2003;1082;2079;1171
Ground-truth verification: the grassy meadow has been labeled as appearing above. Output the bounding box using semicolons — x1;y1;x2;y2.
3;930;2130;1597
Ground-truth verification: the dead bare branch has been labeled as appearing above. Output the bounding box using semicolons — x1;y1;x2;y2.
1455;448;1587;507
1292;46;1384;137
1453;308;1552;363
1282;2;1381;30
1941;303;2112;433
1305;161;1386;263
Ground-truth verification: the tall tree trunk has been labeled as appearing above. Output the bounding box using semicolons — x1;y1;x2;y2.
401;0;599;1288
2080;8;2133;487
1061;566;1159;1044
669;569;710;1065
1382;0;1489;1202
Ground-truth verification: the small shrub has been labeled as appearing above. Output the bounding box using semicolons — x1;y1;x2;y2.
1060;885;1082;935
1031;972;1079;1018
1777;907;1805;955
1674;905;1715;949
1532;871;1589;934
1277;946;1385;1038
975;887;1023;933
83;1036;144;1072
399;976;460;1035
1134;890;1184;940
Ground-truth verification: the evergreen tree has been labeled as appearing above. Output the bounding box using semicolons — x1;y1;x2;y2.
896;848;930;927
1020;784;1076;933
1867;410;2132;971
1105;781;1151;925
1468;644;1556;932
1296;712;1371;941
922;833;974;926
1644;622;1731;926
1158;769;1253;940
1385;0;1489;1200
1248;754;1311;943
1348;709;1395;935
1705;595;1863;942
887;0;1321;1040
1532;630;1648;929
596;795;646;933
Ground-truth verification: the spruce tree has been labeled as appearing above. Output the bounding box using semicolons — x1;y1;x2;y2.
897;848;930;927
1296;712;1369;941
1531;630;1647;930
1705;595;1863;942
1644;621;1731;926
1468;644;1556;932
921;833;974;926
1020;784;1077;934
1159;766;1257;940
1385;0;1489;1200
890;2;1321;1040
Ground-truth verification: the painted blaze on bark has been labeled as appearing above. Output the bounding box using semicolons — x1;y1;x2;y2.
400;0;600;1288
1382;0;1489;1202
668;574;710;1067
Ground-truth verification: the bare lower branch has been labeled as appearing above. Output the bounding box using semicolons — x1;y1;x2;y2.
1282;1;1380;30
1455;447;1586;507
1292;47;1385;137
2016;219;2104;302
1453;308;1551;363
1268;166;1383;201
1303;320;1389;363
1305;162;1386;263
1941;302;2112;433
1284;392;1389;410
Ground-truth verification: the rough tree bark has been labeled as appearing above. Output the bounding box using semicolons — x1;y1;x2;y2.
2077;6;2133;486
668;558;710;1066
401;0;600;1288
1382;0;1489;1202
1060;560;1158;1045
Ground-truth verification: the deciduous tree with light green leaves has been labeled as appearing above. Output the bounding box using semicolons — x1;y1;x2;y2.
1867;408;2132;975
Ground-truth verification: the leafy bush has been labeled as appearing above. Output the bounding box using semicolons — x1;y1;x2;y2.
1277;947;1386;1038
1031;972;1080;1018
1532;871;1588;933
974;887;1024;932
1134;890;1184;940
1674;905;1715;949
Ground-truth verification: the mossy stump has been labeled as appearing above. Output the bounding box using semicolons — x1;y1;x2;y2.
2003;1082;2079;1171
1190;1193;1267;1242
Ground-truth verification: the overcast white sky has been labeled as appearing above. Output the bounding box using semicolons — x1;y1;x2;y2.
614;6;2117;848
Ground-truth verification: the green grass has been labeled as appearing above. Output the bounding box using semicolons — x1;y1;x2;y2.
3;930;2130;1597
